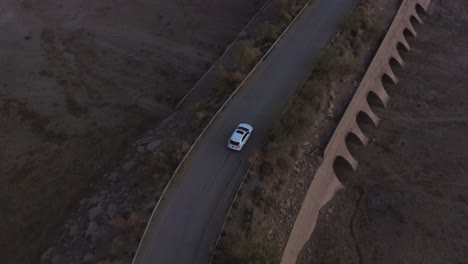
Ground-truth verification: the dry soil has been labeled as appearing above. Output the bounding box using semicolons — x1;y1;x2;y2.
0;0;267;262
297;0;468;263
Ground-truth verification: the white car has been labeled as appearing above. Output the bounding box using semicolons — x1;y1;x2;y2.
227;123;253;151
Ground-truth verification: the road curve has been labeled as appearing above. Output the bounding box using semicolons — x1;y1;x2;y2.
134;0;357;263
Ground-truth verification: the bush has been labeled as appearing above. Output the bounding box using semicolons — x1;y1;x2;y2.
229;236;280;264
229;70;246;85
149;139;190;178
275;0;294;23
233;40;260;72
215;65;229;84
257;22;280;44
217;232;280;264
191;101;216;130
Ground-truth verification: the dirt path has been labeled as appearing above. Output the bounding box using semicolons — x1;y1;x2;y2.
297;0;468;263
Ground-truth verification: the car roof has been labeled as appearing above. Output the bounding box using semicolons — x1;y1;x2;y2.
231;130;245;142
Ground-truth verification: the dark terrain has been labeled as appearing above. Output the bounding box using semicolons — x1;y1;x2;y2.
298;0;468;263
0;0;267;262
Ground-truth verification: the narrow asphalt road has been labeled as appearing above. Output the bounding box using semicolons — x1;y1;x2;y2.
134;0;357;263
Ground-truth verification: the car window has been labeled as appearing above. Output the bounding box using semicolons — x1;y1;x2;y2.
229;140;239;146
237;126;249;132
242;133;248;141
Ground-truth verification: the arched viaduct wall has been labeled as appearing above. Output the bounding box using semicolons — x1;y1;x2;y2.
281;0;431;263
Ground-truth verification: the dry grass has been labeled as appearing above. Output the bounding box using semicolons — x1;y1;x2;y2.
233;40;261;72
148;139;190;182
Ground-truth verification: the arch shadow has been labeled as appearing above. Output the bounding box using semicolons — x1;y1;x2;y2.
345;132;365;160
403;28;416;39
333;156;354;185
367;90;386;110
356;110;376;137
382;73;397;86
415;3;427;16
397;42;410;54
410;15;421;26
390;57;403;68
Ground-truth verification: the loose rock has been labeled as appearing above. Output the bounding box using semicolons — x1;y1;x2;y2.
88;205;103;220
137;146;145;153
106;203;118;219
123;161;135;171
85;221;99;241
146;140;161;152
83;253;95;262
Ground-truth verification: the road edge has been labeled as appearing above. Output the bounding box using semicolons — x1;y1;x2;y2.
131;1;316;263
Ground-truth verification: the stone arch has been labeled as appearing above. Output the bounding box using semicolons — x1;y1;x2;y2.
387;67;398;84
382;72;397;85
410;15;422;25
345;131;365;161
333;155;354;185
407;22;418;37
351;123;369;146
367;90;386;110
390;55;403;68
356;110;376;137
399;28;412;50
397;42;410;54
403;27;416;38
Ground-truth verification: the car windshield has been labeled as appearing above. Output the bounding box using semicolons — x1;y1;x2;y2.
237;126;249;132
229;140;239;146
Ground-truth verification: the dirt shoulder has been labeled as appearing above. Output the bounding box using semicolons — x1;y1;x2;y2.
297;0;468;263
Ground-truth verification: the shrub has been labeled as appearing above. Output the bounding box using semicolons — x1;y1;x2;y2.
275;0;293;19
215;65;229;85
257;22;280;44
219;235;280;264
233;40;260;72
229;70;246;85
149;139;190;178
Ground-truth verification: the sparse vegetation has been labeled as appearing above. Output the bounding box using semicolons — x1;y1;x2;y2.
149;139;190;182
233;40;261;72
213;0;392;262
257;22;281;45
188;0;310;134
215;231;280;264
